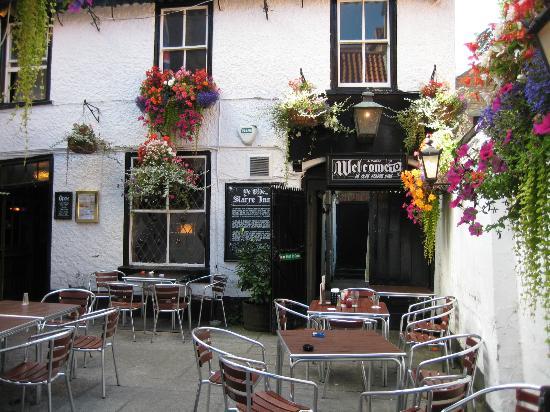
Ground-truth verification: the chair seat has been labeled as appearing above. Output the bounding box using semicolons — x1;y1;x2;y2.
156;301;188;311
410;368;445;383
415;321;447;332
1;361;57;384
403;331;434;344
111;302;142;310
236;390;308;412
73;335;104;350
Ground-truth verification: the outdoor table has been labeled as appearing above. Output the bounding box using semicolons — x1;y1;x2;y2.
308;299;391;338
0;316;41;371
369;285;435;300
122;274;177;332
276;329;405;399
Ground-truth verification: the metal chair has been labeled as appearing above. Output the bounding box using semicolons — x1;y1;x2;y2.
90;270;124;310
187;274;228;328
108;282;142;341
274;298;320;330
151;283;189;343
406;334;482;391
345;287;377;298
63;308;121;398
359;375;472;412
441;383;546;412
191;326;267;412
398;303;455;351
408;296;457;338
41;288;96;330
0;327;76;412
219;355;318;412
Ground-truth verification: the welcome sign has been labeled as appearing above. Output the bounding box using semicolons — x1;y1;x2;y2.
328;154;404;187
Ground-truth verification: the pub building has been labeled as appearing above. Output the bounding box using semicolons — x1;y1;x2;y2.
0;0;452;315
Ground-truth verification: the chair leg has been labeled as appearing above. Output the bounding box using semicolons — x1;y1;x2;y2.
151;309;158;344
206;382;211;411
323;362;331;398
220;298;227;328
176;310;185;342
187;304;192;332
129;310;136;342
360;361;368;391
101;349;106;398
111;345;120;386
193;381;202;412
65;373;75;412
47;382;52;412
21;386;25;412
198;298;204;327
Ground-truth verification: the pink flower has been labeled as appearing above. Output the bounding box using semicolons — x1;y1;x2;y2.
468;222;483;236
491;97;501;112
533;112;550;136
450;196;462;208
457;144;469;158
458;207;477;226
498;83;513;96
479;140;494;161
492;156;508;174
504;129;512;145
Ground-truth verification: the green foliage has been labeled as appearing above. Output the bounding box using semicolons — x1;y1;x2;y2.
235;239;271;305
422;196;440;263
12;0;54;134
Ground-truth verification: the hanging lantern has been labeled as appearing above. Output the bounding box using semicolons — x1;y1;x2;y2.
353;91;383;141
420;141;442;183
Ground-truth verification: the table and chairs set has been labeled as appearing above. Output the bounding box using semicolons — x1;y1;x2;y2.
190;287;547;412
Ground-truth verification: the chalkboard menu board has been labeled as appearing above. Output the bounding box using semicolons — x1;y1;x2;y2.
54;192;73;220
225;183;272;261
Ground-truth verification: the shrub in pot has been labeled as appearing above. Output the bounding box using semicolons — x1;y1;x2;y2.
235;240;271;332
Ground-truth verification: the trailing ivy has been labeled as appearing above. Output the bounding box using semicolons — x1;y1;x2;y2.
422;195;440;263
12;0;54;134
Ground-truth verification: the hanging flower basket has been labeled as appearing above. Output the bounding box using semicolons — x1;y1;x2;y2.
68;138;97;154
287;109;320;129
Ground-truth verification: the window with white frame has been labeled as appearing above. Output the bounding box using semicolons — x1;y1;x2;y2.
159;6;208;72
129;154;208;267
338;0;390;87
1;22;51;104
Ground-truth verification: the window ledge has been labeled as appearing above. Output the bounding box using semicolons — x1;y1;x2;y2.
0;100;52;111
325;88;417;96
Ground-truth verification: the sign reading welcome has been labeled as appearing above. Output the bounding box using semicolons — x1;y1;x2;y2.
225;183;271;261
328;154;404;187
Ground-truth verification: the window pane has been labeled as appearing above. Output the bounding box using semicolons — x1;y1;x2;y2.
364;1;387;39
340;43;362;83
170;157;206;210
162;50;184;71
185;9;207;46
169;213;206;264
185;49;207;71
365;43;388;83
340;2;362;40
9;70;46;102
163;11;184;47
131;213;167;263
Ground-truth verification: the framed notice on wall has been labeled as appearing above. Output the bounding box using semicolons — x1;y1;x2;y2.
327;153;405;188
224;183;272;261
54;192;73;220
75;191;99;223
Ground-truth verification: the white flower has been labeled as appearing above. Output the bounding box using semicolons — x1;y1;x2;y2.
163;81;168;85
168;78;175;87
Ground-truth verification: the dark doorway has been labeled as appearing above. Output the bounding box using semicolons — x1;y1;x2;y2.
0;156;52;300
335;202;368;278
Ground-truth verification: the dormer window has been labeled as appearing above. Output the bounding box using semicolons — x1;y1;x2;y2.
336;0;391;88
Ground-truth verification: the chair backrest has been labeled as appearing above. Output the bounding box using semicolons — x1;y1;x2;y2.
211;275;227;297
44;328;75;379
401;302;455;336
108;283;134;304
103;308;120;340
327;317;366;330
359;375;471;412
440;383;544;412
347;287;376;298
153;283;184;310
273;298;309;330
192;328;214;380
41;288;96;318
94;270;123;291
219;356;254;410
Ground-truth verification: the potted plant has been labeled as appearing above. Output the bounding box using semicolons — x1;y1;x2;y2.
272;77;352;162
64;123;109;154
235;239;271;332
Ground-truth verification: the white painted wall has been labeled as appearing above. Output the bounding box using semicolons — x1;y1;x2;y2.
0;1;456;295
436;195;550;409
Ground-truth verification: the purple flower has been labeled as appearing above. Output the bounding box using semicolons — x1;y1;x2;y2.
67;0;93;13
450;196;462;208
504;129;512;145
197;90;219;108
463;159;474;170
446;165;461;191
461;184;474;200
491;97;501;113
468;222;483;236
135;96;146;113
524;51;550;115
491;155;508;174
458;207;477;226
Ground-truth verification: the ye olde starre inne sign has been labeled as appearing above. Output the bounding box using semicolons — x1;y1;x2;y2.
328;154;404;187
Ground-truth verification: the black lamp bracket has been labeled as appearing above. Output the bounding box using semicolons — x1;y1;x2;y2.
83;100;100;123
